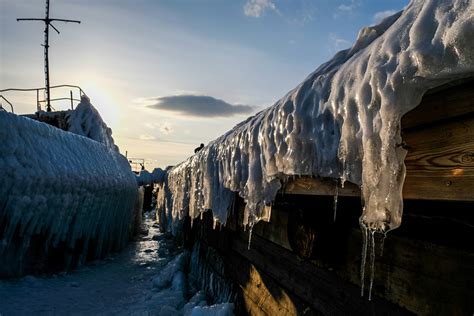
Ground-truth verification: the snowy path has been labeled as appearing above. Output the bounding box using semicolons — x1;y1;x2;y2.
0;216;180;315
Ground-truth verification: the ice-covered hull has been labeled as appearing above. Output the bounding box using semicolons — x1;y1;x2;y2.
0;110;138;277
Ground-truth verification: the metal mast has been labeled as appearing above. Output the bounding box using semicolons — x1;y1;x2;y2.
17;0;80;112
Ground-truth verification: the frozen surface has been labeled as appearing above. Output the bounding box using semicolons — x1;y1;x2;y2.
161;0;474;233
136;167;166;186
0;217;234;315
191;303;234;316
0;110;138;277
66;95;119;151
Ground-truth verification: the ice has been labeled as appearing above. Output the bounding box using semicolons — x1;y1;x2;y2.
159;0;474;235
66;95;118;151
368;230;376;301
360;225;368;297
0;218;234;314
152;252;189;290
0;109;138;277
148;242;233;315
188;241;233;304
136;167;166;186
191;303;234;316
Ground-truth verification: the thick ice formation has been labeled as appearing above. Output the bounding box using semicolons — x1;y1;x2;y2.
0;111;138;277
66;95;119;151
136;168;166;186
160;0;474;233
149;245;234;315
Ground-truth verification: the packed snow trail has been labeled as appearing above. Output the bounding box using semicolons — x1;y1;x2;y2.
0;216;233;315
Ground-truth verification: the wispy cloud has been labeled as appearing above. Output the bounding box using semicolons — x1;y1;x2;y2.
145;95;255;118
373;10;398;24
244;0;277;17
334;0;360;18
329;33;351;52
139;134;156;141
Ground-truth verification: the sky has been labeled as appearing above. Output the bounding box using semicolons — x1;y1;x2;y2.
0;0;408;169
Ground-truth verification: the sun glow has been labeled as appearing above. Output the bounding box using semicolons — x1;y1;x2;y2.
80;82;120;130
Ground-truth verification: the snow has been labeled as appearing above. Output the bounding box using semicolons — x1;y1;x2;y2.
191;303;234;316
136;167;166;186
159;0;474;234
0;216;234;315
66;95;119;151
0;109;138;277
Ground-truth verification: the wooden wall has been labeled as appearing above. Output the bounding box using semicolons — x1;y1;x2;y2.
185;80;474;315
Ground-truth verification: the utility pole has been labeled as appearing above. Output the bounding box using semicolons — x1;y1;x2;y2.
17;0;80;112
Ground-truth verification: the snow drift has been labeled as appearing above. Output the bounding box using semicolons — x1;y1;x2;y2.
159;0;474;234
0;103;138;277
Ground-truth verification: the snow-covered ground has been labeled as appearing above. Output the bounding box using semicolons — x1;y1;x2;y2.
0;215;234;315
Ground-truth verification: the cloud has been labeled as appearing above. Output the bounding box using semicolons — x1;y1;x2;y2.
139;134;156;140
146;95;255;118
334;0;360;18
373;10;398;24
337;4;353;11
329;33;351;52
144;122;158;129
244;0;277;17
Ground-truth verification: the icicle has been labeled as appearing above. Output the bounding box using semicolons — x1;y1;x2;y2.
360;223;368;297
247;224;254;250
213;218;218;230
368;230;376;301
333;180;339;222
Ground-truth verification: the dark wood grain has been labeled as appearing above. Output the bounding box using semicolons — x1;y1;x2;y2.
401;79;474;129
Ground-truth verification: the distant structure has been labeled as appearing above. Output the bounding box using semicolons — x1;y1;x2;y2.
17;0;80;112
194;143;204;154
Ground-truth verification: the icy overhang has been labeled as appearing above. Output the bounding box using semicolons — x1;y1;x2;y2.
163;0;474;233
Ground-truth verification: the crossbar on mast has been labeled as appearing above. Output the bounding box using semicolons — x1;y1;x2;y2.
17;0;80;112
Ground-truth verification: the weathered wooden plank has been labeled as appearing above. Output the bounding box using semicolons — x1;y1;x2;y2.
236;196;474;315
401;79;474;129
230;231;411;315
281;177;360;197
333;228;474;316
281;80;474;201
253;205;292;251
224;250;313;316
403;115;474;200
282;115;474;201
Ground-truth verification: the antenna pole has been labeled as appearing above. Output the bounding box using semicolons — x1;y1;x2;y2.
44;0;51;111
17;0;80;112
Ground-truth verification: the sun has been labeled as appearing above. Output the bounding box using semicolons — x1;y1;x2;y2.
80;81;119;129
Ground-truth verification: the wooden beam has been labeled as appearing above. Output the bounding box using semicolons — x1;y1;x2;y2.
283;115;474;201
281;177;360;197
402;114;474;201
401;79;474;129
229;231;411;315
